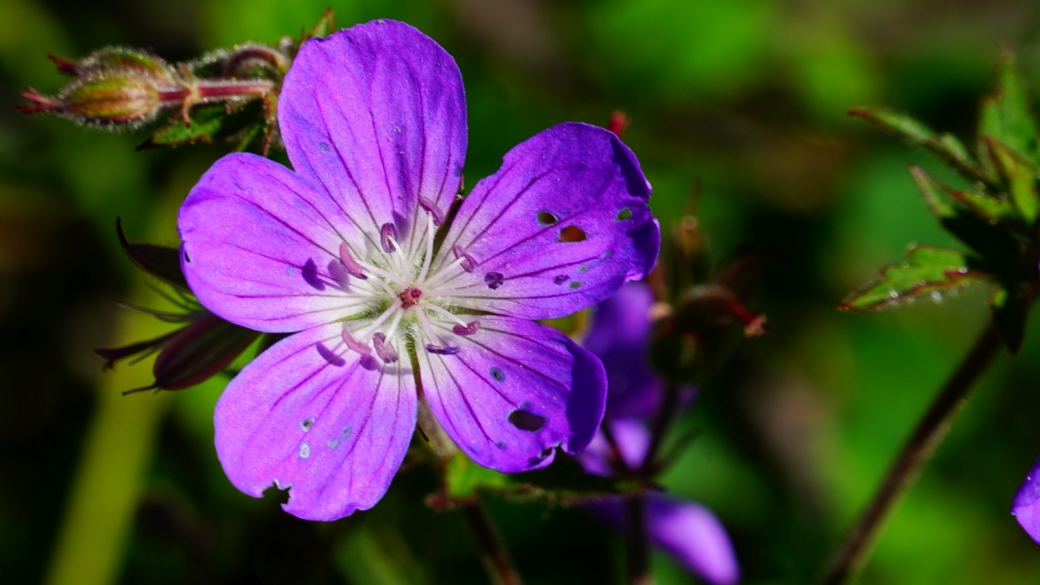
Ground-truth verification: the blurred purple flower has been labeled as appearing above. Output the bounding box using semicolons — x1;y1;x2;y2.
1012;457;1040;543
177;20;659;520
578;283;739;585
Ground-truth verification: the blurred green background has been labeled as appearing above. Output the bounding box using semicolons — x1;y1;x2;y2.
4;0;1040;583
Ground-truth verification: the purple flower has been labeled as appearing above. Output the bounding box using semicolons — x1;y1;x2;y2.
579;283;739;585
1012;456;1040;543
176;20;659;520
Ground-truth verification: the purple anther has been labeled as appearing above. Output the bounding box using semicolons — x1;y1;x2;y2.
451;245;476;272
380;223;398;253
426;343;460;355
452;321;480;336
372;332;398;363
338;243;368;279
484;272;505;290
341;328;372;355
418;196;445;225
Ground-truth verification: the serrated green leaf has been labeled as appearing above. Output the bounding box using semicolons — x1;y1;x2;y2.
839;246;991;312
116;217;188;290
909;166;1022;263
978;49;1040;169
990;283;1034;354
137;100;265;150
850;107;993;185
984;137;1040;224
442;454;643;506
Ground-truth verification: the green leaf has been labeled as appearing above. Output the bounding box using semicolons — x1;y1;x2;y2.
440;453;644;506
850;107;993;185
978;48;1040;169
116;217;188;290
137;100;266;151
839;245;991;312
984;137;1040;224
990;283;1033;354
909;166;1022;264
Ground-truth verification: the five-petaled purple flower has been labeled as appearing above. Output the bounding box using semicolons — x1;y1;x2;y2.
177;20;659;520
578;283;739;585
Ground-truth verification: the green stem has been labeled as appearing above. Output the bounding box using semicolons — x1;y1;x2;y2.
819;323;1003;585
459;500;524;585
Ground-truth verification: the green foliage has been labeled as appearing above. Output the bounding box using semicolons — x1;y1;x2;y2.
137;99;271;152
849;51;1040;352
840;246;987;311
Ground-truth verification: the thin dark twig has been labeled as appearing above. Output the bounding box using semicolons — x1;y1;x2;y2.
640;383;682;474
459;500;524;585
624;496;652;585
819;323;1003;585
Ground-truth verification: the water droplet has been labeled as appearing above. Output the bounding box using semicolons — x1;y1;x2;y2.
342;426;353;439
301;417;314;432
888;291;899;299
299;443;310;459
495;441;506;449
578;265;588;273
568;281;583;289
318;142;330;152
537;211;559;226
616;207;633;221
559;225;587;243
490;367;506;382
930;291;942;302
326;439;340;449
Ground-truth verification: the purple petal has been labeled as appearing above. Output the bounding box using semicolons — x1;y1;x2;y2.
584;282;666;420
179;154;368;333
1012;456;1040;544
279;20;466;250
577;420;652;477
432;122;659;320
214;323;417;521
416;316;606;472
646;496;740;585
589;495;739;585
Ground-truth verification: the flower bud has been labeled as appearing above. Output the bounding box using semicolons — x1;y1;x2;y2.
18;47;177;128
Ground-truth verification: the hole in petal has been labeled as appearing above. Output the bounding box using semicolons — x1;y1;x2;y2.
490;367;506;382
301;418;314;432
484;272;504;290
508;410;546;432
616;207;633;221
568;281;583;289
559;225;587;243
537;211;559;226
183;250;191;263
553;274;568;285
299;443;311;459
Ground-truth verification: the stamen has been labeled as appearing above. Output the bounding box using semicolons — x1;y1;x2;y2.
449;245;475;273
452;321;480;336
341;327;372;355
418;196;445;226
351;258;406;290
372;332;399;363
426;343;460;355
416;214;437;285
419;254;468;291
421;302;468;327
338;243;368;279
355;299;403;340
380;223;397;253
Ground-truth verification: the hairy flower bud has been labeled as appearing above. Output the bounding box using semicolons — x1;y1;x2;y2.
18;48;178;128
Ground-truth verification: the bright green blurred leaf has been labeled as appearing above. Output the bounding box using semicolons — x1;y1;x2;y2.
978;49;1040;169
839;245;990;312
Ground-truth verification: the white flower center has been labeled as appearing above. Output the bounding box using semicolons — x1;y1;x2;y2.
335;209;486;363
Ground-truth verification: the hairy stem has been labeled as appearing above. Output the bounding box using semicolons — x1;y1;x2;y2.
460;500;524;585
819;323;1003;585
